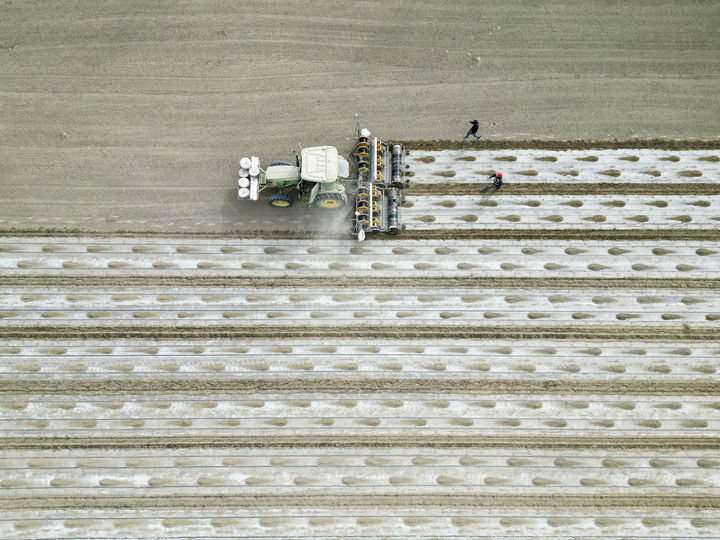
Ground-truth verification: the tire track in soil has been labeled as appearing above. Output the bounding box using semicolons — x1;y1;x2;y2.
2;277;718;290
3;435;717;451
3;494;718;510
3;378;718;396
2;325;718;341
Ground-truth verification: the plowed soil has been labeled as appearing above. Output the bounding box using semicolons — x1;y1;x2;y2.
2;1;720;234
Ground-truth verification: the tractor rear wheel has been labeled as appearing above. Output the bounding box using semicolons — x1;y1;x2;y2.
268;192;293;208
314;192;347;209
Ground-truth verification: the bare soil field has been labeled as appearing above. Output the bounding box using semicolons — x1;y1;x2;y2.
2;2;720;539
1;0;720;233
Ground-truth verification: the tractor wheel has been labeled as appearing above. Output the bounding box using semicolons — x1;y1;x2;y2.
314;192;347;209
268;192;293;208
269;160;293;166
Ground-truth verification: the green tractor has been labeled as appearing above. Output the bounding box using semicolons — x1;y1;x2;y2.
238;145;350;209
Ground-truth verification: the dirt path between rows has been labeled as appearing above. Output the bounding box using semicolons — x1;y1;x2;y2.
4;493;718;510
2;378;717;396
407;183;720;196
2;276;718;290
3;324;717;341
3;435;717;452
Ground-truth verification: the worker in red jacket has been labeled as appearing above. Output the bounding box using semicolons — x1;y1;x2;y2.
481;172;503;192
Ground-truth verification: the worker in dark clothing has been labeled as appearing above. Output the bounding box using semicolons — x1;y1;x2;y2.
463;120;481;139
481;172;503;192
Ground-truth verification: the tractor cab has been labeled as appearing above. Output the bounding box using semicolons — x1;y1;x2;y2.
299;146;350;185
299;146;350;209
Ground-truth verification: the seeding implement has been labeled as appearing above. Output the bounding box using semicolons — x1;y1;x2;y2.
350;128;407;240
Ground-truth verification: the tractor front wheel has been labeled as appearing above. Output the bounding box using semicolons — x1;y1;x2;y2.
314;192;347;209
268;193;293;208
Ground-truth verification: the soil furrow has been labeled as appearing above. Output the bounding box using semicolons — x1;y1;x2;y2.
407;183;720;196
2;435;717;451
2;325;717;341
1;277;718;290
3;493;718;510
2;378;717;396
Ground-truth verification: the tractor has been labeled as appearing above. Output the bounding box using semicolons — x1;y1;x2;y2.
238;145;350;209
237;125;409;240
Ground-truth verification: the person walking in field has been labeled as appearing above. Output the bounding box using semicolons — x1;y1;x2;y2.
463;120;481;139
481;172;503;192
